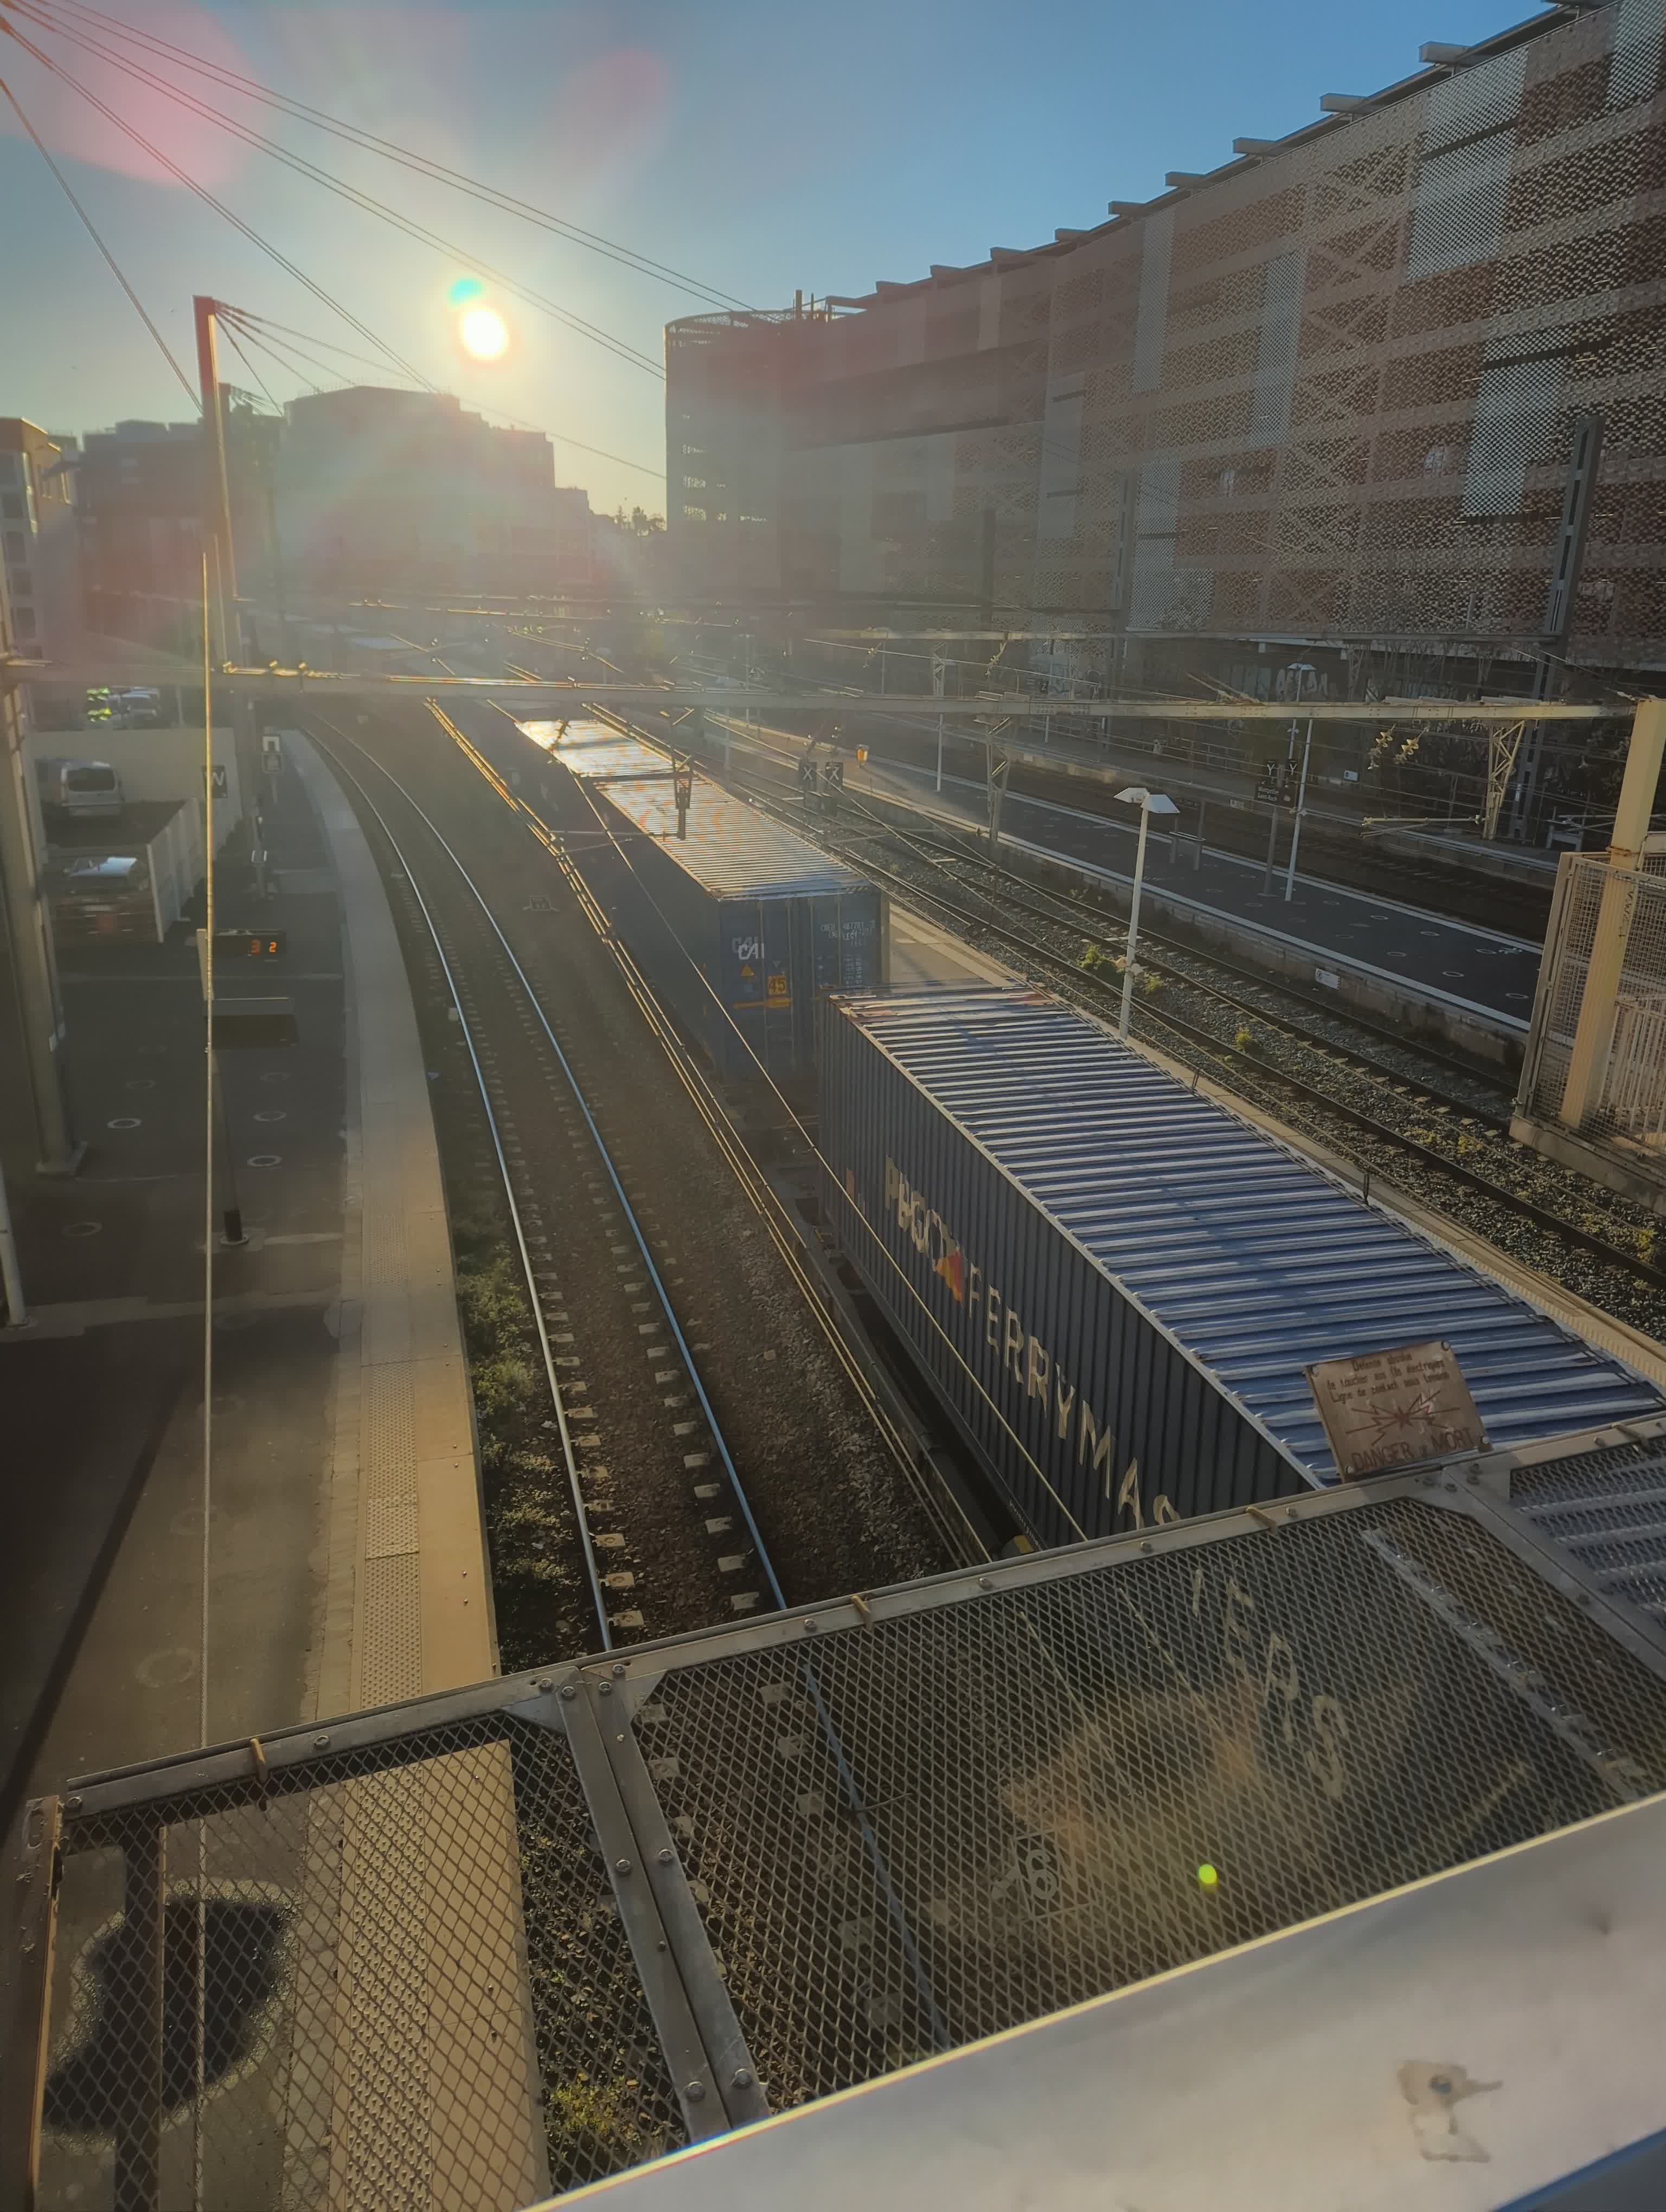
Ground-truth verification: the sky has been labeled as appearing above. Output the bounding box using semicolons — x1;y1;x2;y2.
0;0;1548;517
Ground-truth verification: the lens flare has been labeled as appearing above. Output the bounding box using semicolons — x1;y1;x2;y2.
447;275;485;308
459;306;510;361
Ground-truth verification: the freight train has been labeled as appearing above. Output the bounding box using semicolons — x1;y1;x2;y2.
524;718;887;1082
819;983;1666;1547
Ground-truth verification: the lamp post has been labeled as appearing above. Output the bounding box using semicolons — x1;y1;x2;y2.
1116;786;1179;1040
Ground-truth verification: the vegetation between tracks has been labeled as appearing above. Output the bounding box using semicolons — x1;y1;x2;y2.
454;1213;585;1673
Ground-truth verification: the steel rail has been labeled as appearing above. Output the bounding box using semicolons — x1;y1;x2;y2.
586;699;1665;1307
841;846;1666;1302
306;718;613;1649
467;702;990;1569
314;715;789;1622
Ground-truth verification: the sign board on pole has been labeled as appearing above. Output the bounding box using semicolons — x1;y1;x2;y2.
1305;1339;1489;1478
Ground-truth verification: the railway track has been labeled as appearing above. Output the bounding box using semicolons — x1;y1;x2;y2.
309;706;955;1666
850;834;1666;1321
551;697;1666;1335
312;719;792;1657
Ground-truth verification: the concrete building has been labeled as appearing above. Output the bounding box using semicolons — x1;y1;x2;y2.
274;387;593;596
0;420;82;660
73;406;279;651
667;1;1666;710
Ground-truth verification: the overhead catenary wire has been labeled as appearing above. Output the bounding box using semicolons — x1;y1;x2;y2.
216;319;286;415
0;64;198;403
221;321;326;398
0;12;437;390
7;0;667;379
221;310;666;481
25;0;755;313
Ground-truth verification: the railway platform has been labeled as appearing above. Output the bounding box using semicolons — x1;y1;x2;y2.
707;717;1544;1066
0;728;489;1837
868;756;1540;1019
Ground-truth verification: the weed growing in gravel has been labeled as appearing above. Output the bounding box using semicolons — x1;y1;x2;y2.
454;1216;581;1669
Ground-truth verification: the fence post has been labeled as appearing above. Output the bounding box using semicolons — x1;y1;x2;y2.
113;1822;167;2212
1559;698;1666;1130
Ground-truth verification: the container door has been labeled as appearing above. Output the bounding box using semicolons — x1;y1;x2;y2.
760;901;794;1071
723;899;770;1078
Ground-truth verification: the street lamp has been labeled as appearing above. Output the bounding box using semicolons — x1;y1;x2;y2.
1115;786;1179;1040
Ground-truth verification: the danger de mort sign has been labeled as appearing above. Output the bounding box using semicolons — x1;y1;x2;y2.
1305;1339;1490;1479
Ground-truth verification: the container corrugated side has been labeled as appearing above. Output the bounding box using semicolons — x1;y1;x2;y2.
819;986;1665;1542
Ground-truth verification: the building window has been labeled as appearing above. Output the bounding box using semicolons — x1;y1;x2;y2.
0;454;17;487
14;606;35;638
1423;444;1451;474
1217;468;1238;497
1;494;22;522
682;505;708;522
3;531;23;563
682;477;707;490
11;569;32;598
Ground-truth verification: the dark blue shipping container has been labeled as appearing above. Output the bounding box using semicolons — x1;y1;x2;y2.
528;721;887;1079
821;985;1666;1547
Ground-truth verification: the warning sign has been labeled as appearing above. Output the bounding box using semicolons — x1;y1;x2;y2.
1305;1340;1489;1478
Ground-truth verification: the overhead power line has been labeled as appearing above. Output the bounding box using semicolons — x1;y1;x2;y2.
0;10;437;389
222;309;667;483
8;0;666;379
0;64;197;402
23;0;753;313
216;319;293;413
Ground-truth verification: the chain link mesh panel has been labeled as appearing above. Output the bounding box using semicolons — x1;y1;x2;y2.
634;1496;1666;2110
31;1485;1666;2203
1525;852;1666;1161
37;1715;683;2212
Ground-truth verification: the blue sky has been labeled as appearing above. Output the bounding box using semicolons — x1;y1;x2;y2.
1;0;1543;515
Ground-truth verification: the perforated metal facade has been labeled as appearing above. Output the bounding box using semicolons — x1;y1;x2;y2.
16;1467;1666;2208
668;3;1666;677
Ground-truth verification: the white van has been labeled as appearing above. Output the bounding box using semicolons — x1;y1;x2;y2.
54;760;125;818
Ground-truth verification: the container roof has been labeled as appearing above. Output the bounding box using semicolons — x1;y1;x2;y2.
523;719;872;901
838;986;1664;1478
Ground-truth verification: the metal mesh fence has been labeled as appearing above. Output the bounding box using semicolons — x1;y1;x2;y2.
36;1714;682;2212
26;1478;1666;2207
634;1494;1666;2108
1524;851;1666;1154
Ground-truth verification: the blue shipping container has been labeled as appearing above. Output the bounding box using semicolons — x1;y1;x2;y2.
820;985;1665;1547
526;721;887;1079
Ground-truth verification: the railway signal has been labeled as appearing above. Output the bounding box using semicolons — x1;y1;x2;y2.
674;758;693;839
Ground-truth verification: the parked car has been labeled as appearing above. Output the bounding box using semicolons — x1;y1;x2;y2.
52;760;124;818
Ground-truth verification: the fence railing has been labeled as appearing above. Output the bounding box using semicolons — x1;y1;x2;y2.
16;1461;1666;2210
1519;851;1666;1158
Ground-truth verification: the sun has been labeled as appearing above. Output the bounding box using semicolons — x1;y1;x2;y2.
459;305;510;361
